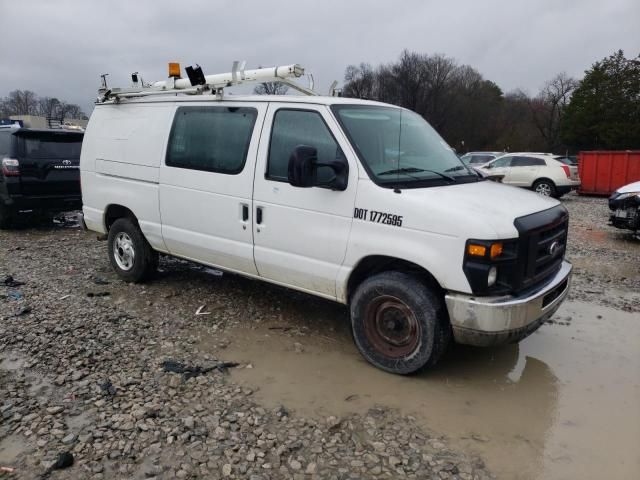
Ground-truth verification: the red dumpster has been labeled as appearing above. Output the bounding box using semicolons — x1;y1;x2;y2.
578;151;640;195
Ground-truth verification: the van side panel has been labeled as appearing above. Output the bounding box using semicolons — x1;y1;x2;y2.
158;102;266;275
80;104;173;251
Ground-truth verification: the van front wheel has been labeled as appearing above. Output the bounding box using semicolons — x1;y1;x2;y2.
107;218;158;282
350;271;450;374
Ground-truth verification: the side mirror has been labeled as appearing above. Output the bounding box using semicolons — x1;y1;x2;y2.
288;145;318;188
287;145;348;191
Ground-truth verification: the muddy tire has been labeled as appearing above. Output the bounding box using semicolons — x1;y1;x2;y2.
350;271;450;375
107;218;158;283
533;179;557;197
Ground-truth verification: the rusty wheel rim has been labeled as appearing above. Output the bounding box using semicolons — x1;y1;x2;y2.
363;295;420;358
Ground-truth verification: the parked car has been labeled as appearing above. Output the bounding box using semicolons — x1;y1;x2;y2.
80;63;572;375
0;126;84;228
608;181;640;234
471;165;504;182
459;151;504;166
478;153;580;197
555;155;578;166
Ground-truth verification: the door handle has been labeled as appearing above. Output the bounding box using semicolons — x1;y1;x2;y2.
256;206;263;225
242;204;249;222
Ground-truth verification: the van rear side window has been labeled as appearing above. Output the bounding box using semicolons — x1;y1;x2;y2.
166;106;257;174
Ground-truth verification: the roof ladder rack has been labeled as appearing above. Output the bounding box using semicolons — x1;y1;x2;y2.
97;62;317;103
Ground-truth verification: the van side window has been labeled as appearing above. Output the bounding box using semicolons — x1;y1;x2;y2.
267;109;343;182
166;106;257;174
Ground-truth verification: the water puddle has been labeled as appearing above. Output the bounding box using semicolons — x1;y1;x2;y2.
0;434;30;465
1;351;54;401
210;301;640;480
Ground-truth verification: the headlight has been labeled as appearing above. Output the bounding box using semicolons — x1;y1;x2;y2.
488;266;498;287
463;239;517;295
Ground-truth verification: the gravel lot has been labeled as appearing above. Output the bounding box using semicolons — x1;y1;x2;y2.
562;193;640;311
0;192;638;479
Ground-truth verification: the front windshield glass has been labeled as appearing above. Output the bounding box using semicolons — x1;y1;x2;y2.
332;105;479;188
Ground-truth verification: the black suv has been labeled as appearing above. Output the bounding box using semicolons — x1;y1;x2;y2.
0;126;83;228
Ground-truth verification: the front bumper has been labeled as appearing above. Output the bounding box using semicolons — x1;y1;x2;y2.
556;180;580;195
608;194;639;231
610;207;639;231
445;260;572;346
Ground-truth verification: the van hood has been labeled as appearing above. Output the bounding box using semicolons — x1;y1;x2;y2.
392;180;560;239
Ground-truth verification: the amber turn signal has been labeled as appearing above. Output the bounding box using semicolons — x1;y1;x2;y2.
467;244;487;257
490;242;504;259
467;242;504;258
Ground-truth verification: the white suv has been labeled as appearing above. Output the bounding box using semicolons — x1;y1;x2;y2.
459;151;504;166
79;71;572;374
479;153;580;197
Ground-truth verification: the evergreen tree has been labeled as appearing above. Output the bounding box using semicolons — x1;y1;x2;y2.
562;50;640;150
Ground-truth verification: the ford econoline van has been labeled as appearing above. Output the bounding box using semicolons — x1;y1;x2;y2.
80;76;571;374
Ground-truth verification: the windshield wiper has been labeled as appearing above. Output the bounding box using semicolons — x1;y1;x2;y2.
378;167;456;182
444;164;481;178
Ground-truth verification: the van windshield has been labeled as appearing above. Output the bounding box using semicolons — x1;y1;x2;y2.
331;105;479;188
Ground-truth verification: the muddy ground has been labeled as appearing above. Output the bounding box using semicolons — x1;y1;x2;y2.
0;192;639;480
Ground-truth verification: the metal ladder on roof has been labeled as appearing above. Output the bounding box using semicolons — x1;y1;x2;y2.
97;61;339;104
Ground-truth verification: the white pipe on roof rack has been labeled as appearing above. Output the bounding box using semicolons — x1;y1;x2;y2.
151;64;305;90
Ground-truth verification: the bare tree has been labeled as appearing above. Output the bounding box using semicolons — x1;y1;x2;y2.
60;103;84;119
38;97;61;118
444;66;504;151
343;63;377;99
342;50;571;152
4;90;39;115
494;90;546;151
0;90;86;122
0;98;9;117
419;53;459;130
253;82;289;95
529;73;578;151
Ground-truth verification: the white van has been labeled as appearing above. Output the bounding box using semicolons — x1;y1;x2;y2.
80;66;572;374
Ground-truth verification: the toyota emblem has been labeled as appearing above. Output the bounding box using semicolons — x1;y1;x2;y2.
62;159;72;166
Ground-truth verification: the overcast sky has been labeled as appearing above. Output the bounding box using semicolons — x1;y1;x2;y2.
1;0;638;115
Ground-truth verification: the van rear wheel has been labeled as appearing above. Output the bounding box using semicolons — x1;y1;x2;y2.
350;271;450;374
107;218;158;282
